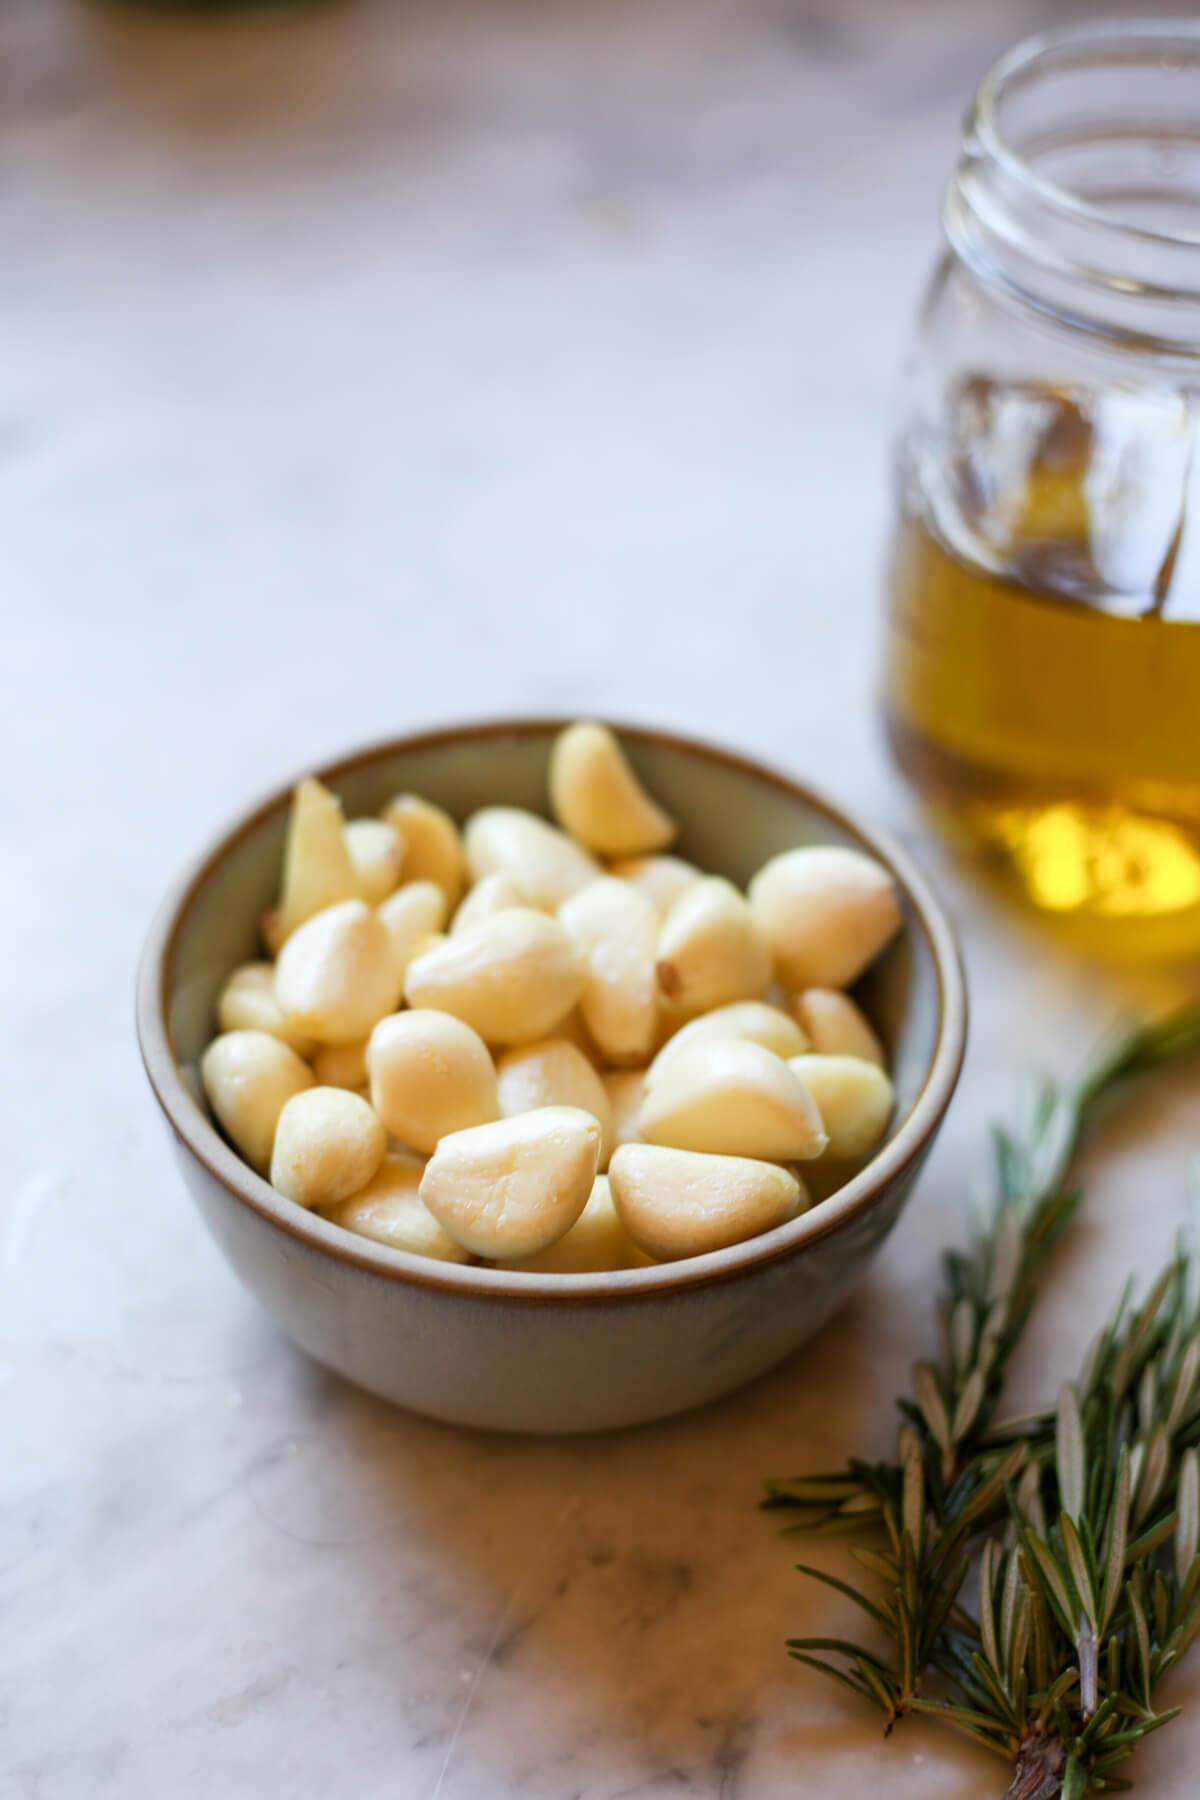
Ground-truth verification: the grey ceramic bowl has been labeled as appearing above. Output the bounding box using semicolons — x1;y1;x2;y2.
137;720;966;1434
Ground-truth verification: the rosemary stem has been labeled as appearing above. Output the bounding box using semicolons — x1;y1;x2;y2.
1003;1733;1067;1800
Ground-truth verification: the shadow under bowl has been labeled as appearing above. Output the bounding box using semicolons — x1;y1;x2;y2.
137;718;967;1433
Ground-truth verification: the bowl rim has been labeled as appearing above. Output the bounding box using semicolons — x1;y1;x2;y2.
137;717;967;1305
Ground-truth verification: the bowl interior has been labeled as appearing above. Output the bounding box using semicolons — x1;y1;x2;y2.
163;723;944;1199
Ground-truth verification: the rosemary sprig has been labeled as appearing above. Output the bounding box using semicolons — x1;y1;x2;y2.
764;1008;1200;1769
924;1243;1200;1796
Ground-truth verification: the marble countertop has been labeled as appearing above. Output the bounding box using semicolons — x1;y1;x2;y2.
5;1;1200;1794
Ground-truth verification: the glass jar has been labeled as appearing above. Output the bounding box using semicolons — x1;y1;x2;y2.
883;22;1200;955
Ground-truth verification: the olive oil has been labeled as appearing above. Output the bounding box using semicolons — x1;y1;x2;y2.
885;380;1200;954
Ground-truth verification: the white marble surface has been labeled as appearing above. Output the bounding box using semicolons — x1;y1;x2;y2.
4;1;1200;1795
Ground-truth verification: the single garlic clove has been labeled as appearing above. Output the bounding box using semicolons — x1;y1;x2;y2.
640;1038;827;1162
366;1009;498;1154
311;1039;369;1093
379;794;467;911
548;721;676;857
495;1175;644;1273
419;1106;601;1259
602;1068;647;1156
748;846;902;990
275;776;361;944
788;1055;894;1160
558;876;659;1065
270;1086;387;1208
201;1029;315;1174
792;988;885;1068
377;881;449;985
608;854;701;919
216;962;316;1057
450;871;530;936
608;1144;802;1260
404;908;583;1045
655;877;772;1017
646;1000;809;1088
495;1038;614;1168
274;898;403;1045
344;818;406;905
320;1151;469;1262
463;806;599;912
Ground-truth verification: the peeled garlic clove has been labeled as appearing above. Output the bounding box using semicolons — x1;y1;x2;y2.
344;818;406;905
274;899;402;1045
450;872;530;936
609;1144;802;1260
377;881;449;984
640;1038;827;1162
793;988;885;1068
311;1039;369;1093
379;794;466;911
748;846;902;990
655;877;771;1017
464;807;599;912
270;1086;387;1208
201;1029;315;1174
404;908;583;1045
788;1055;894;1160
321;1151;469;1262
609;854;701;919
366;1010;498;1154
558;876;658;1065
495;1039;614;1168
216;962;316;1057
646;1000;809;1087
602;1068;647;1156
548;721;676;857
275;776;361;944
496;1175;644;1273
419;1106;600;1259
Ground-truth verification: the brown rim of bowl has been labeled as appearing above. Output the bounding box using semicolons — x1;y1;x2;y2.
137;717;967;1306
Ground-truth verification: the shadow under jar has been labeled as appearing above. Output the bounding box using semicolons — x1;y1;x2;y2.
884;22;1200;956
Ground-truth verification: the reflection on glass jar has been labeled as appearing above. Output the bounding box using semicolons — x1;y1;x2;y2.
884;22;1200;954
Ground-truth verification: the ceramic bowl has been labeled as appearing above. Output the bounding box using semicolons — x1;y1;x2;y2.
137;720;966;1433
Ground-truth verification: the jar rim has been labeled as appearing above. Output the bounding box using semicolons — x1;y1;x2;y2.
972;19;1200;255
947;19;1200;354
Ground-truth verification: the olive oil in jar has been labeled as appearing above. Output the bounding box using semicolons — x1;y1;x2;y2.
885;377;1200;953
